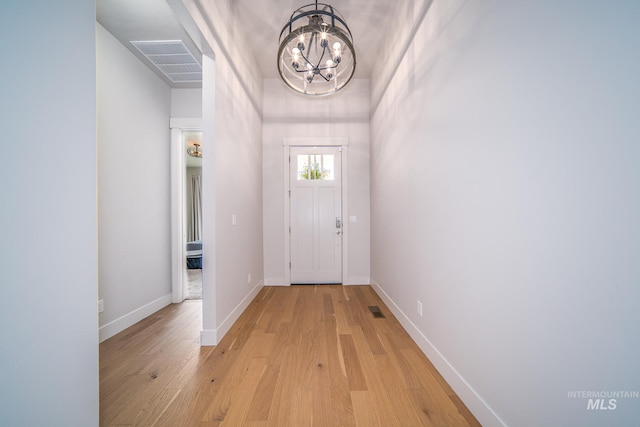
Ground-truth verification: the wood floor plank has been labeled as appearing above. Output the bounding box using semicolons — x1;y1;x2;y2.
401;347;478;426
374;353;435;426
348;325;404;426
217;357;268;426
339;334;368;391
322;295;355;426
377;332;423;390
245;363;280;421
132;388;181;427
100;286;480;427
310;308;332;427
350;391;381;427
346;287;386;355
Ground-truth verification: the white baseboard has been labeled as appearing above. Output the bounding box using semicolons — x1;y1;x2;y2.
99;293;172;343
264;277;288;286
200;280;264;346
264;277;371;286
345;276;370;285
369;280;506;427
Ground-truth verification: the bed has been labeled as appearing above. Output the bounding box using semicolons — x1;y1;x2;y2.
186;240;202;269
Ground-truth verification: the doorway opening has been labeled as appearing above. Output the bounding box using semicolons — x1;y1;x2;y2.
184;130;202;299
170;121;202;303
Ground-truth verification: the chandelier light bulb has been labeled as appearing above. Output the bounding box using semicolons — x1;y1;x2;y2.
332;42;342;64
325;59;334;80
320;32;328;48
333;50;341;64
291;47;301;69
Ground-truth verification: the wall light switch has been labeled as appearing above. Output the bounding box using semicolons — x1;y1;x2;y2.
417;300;423;317
232;214;237;226
349;215;357;223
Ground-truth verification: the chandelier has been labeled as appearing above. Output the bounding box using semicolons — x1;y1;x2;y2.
277;1;356;96
187;143;202;158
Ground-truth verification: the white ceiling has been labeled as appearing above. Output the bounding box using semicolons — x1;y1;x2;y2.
97;0;400;86
97;0;203;88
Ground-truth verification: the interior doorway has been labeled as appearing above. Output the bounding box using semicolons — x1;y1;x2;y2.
184;130;203;299
170;120;202;303
289;146;343;284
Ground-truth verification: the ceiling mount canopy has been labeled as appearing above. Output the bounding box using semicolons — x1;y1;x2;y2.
277;0;356;96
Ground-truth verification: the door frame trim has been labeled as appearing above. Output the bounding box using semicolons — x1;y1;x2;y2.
170;118;202;303
282;137;349;286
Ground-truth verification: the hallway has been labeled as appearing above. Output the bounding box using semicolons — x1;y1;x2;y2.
100;285;479;426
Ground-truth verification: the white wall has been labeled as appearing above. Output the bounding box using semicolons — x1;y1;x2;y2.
171;88;202;118
0;1;98;425
177;0;264;344
370;1;640;426
97;23;173;341
263;78;371;285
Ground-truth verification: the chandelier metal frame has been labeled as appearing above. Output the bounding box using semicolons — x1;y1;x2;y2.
277;1;356;96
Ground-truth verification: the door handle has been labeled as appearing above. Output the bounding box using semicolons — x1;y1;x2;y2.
336;217;342;235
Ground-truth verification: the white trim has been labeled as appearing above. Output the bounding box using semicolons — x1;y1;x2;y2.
200;280;265;346
170;118;202;129
340;147;349;286
264;277;288;286
283;148;291;286
369;280;507;427
345;276;370;285
283;137;349;147
170;127;185;304
170;119;204;305
283;138;350;285
98;294;172;343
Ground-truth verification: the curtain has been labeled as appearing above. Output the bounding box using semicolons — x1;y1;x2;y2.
190;174;202;241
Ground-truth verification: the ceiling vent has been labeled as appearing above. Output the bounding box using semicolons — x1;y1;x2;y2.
130;40;202;83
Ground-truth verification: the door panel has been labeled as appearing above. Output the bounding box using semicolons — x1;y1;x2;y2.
318;186;338;271
290;146;342;284
291;186;314;273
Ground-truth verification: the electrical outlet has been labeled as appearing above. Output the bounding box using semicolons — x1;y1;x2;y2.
98;299;104;313
417;300;423;317
248;273;251;284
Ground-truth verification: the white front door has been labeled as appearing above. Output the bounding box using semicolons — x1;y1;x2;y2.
290;146;342;284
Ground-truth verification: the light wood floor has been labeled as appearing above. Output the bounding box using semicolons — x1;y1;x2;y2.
100;285;480;426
